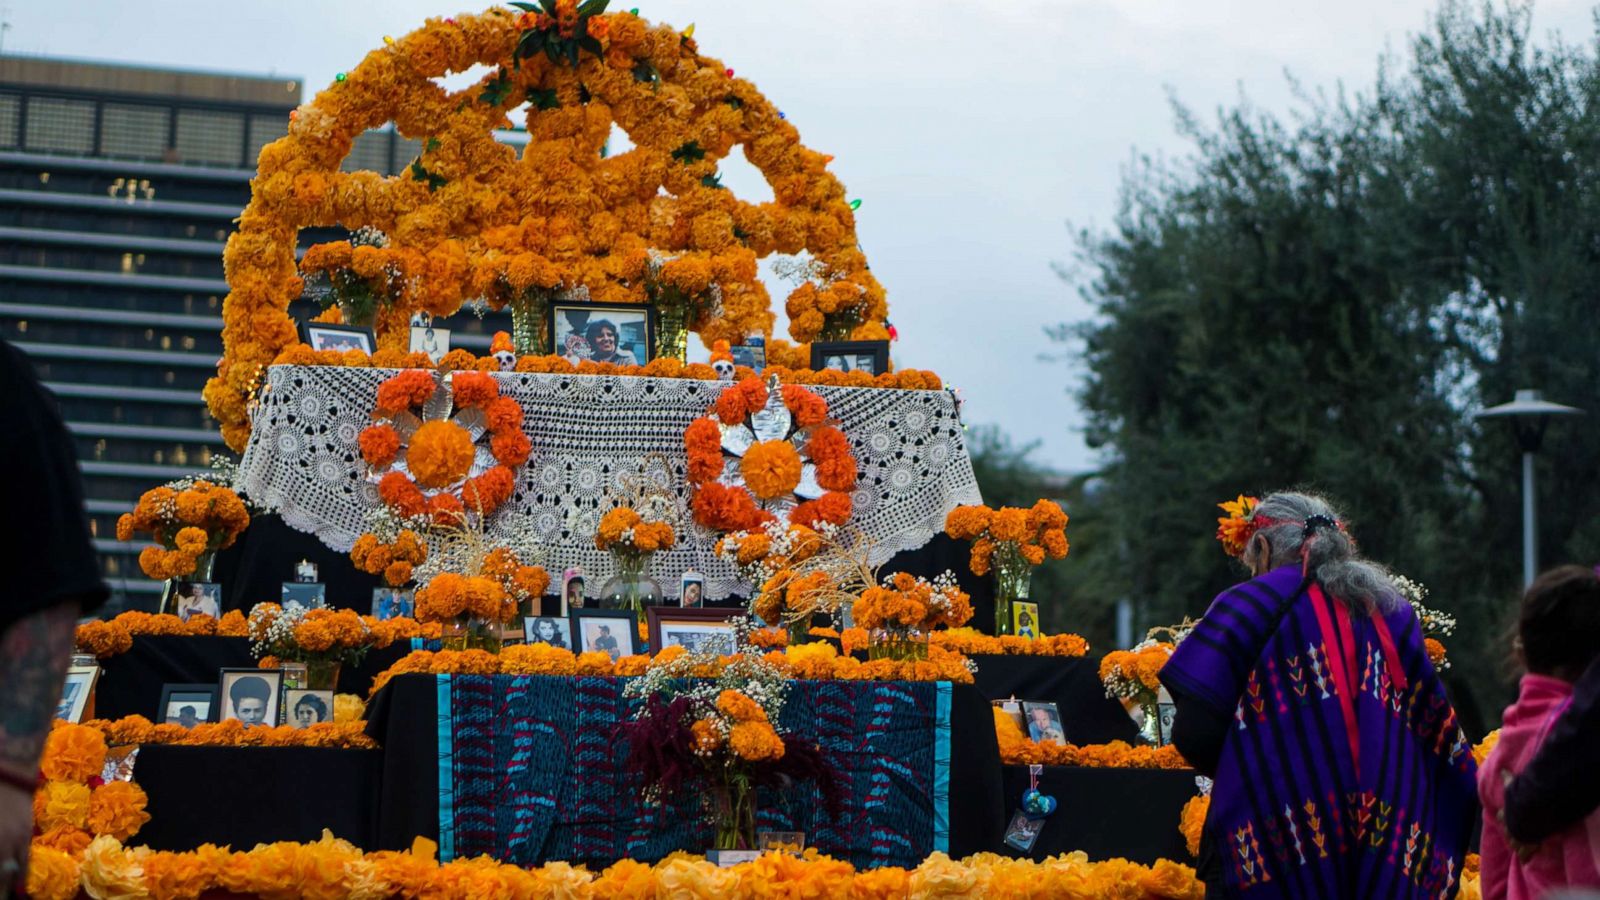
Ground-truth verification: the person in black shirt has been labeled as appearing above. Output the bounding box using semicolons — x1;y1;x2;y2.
0;339;109;895
1503;655;1600;846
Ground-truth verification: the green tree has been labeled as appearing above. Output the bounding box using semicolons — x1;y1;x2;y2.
1058;1;1600;733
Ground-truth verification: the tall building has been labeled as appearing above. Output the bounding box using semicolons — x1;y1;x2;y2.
1;56;507;613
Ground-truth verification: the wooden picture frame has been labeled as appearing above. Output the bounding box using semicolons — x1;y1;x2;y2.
157;683;219;727
809;340;889;376
569;608;641;660
547;300;658;365
56;665;100;723
299;322;375;354
646;606;741;657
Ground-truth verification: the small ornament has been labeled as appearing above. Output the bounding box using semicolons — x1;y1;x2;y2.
886;320;899;341
778;110;786;119
849;198;862;210
490;331;517;372
289;110;299;121
1021;765;1056;816
383;35;395;45
710;340;736;381
629;7;639;14
683;23;696;38
725;68;735;77
335;72;347;82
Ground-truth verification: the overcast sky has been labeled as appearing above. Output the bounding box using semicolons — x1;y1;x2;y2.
8;1;1596;472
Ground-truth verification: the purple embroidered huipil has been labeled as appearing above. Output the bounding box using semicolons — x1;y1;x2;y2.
1161;564;1478;899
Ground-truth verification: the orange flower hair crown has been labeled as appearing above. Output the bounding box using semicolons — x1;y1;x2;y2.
1214;495;1261;557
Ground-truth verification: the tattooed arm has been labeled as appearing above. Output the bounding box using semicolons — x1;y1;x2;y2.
0;603;78;894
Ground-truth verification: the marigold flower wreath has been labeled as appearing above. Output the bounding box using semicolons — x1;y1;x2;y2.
685;376;858;533
362;369;530;524
207;7;889;451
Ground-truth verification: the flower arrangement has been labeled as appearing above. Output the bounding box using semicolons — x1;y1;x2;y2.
719;520;859;637
685;377;858;533
992;707;1189;770
116;478;250;580
74;610;249;658
364;369;529;524
1395;574;1455;670
1214;494;1261;557
299;228;406;326
760;640;976;685
854;572;974;660
594;506;677;556
944;500;1069;635
1100;639;1176;744
207;8;890;451
31;834;1210;900
248;604;374;686
930;627;1090;658
350;528;428;586
31;723;152;862
83;715;377;751
619;649;841;850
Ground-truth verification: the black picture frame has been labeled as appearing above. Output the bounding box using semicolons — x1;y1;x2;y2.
218;668;283;728
809;340;889;376
569;608;642;660
157;683;219;727
646;606;742;656
299;322;375;354
546;300;658;365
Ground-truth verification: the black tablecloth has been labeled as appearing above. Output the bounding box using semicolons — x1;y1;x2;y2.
364;674;1006;858
131;744;382;850
96;635;419;721
215;514;384;614
970;655;1140;745
998;765;1196;864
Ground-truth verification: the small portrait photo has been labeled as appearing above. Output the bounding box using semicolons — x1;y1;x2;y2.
571;610;637;661
301;323;374;354
562;567;585;613
1002;810;1045;854
1013;601;1040;639
371;586;415;621
729;343;765;372
1022;701;1066;744
282;581;327;610
523;615;573;649
219;669;283;727
56;666;99;723
284;689;335;729
173;581;221;622
809;340;889;376
409;325;450;363
680;571;704;608
158;684;217;728
548;301;655;366
991;698;1025;733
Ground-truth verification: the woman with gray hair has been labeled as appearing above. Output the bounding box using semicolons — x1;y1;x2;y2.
1160;491;1478;898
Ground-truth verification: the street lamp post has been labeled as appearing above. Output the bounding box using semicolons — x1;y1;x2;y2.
1475;389;1583;586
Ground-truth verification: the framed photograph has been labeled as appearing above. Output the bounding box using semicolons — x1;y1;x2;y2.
729;343;765;372
281;581;327;610
1002;809;1045;853
991;698;1025;732
218;668;283;727
284;689;335;729
371;586;415;621
561;567;585;613
1022;701;1066;744
548;300;656;365
648;606;740;656
409;324;450;363
300;322;374;354
570;608;638;661
1013;601;1040;639
809;340;889;376
680;570;704;608
158;683;218;727
523;615;574;650
56;665;99;723
173;581;221;622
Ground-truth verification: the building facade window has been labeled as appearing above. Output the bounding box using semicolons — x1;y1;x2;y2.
174;108;244;166
0;93;20;148
100;104;171;161
24;97;96;154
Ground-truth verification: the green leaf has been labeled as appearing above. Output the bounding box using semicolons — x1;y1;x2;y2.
579;34;604;57
425;137;442;153
701;172;724;190
566;41;580;67
508;1;540;10
545;42;563;64
724;95;744;109
528;88;560;110
577;0;609;16
538;0;558;16
671;141;706;163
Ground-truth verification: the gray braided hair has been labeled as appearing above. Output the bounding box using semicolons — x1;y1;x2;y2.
1251;492;1400;613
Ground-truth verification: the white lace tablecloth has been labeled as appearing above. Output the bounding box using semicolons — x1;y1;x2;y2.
238;366;982;600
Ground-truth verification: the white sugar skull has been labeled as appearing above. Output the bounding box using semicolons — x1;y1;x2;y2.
494;349;516;371
713;358;736;380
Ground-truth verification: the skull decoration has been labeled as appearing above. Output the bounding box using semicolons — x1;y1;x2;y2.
710;339;736;381
489;331;517;372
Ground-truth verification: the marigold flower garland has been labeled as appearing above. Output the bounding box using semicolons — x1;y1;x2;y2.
686;377;857;533
116;479;250;580
80;716;377;751
365;369;529;524
993;707;1190;770
930;627;1090;658
350;528;429;586
74;610;249;658
31;724;153;863
208;8;892;450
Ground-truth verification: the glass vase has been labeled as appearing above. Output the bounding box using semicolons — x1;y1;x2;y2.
601;551;661;634
157;550;217;617
994;563;1031;637
306;659;342;692
786;616;813;647
440;615;504;653
866;628;929;662
657;305;690;363
509;291;548;356
709;779;757;851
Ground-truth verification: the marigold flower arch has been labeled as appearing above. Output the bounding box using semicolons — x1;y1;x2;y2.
207;7;889;450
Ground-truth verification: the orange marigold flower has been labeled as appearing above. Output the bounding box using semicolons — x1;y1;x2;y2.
407;420;476;489
789;491;851;529
684;417;725;484
449;370;498;407
729;720;785;762
374;369;436;415
359;424;401;469
690;718;723;754
781;384;828;427
715;690;767;723
805;426;857;491
741;441;803;500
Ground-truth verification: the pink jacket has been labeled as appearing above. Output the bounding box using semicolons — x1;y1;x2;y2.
1480;673;1600;900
